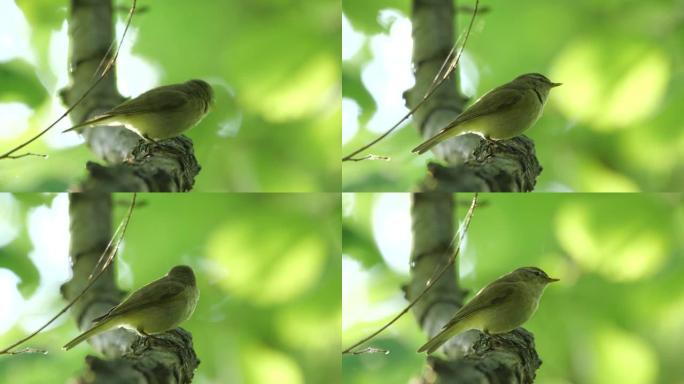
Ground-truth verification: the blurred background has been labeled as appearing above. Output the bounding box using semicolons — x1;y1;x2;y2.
343;193;684;383
0;193;341;384
0;0;340;192
342;0;684;191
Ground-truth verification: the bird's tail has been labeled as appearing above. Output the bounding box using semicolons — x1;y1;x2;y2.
62;114;112;134
62;318;114;351
417;321;467;354
411;125;463;154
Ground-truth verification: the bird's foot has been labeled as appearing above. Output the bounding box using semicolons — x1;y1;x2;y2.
141;136;185;156
139;330;163;347
477;137;508;160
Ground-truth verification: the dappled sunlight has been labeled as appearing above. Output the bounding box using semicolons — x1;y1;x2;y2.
114;22;160;97
363;11;413;134
0;193;20;246
0;103;32;140
0;0;34;63
243;344;304;384
342;193;356;217
592;326;658;384
342;256;370;330
622;125;676;176
275;305;340;351
555;202;667;282
0;269;23;334
22;194;71;331
47;21;69;93
602;50;668;127
342;14;364;61
551;39;669;132
342;256;406;336
258;237;325;304
656;291;684;356
372;193;412;275
256;54;338;122
207;225;325;305
26;194;71;282
458;52;480;99
578;159;639;192
550;41;602;124
342;98;361;145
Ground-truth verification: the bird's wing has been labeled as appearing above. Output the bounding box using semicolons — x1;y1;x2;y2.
106;87;189;116
449;87;523;126
95;278;185;321
441;282;514;330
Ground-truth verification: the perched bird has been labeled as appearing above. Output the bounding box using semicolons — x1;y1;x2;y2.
412;73;561;154
418;266;558;354
63;79;213;142
63;265;199;350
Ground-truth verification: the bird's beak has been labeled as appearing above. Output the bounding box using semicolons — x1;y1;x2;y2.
550;82;562;87
547;277;560;283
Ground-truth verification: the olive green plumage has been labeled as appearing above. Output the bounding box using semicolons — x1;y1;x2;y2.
63;79;213;141
412;73;561;154
63;265;199;351
418;266;558;354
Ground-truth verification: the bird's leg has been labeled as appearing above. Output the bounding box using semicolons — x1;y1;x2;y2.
142;135;186;156
478;136;511;160
142;134;159;145
484;136;505;150
138;329;163;347
142;134;164;151
483;330;506;347
477;136;497;160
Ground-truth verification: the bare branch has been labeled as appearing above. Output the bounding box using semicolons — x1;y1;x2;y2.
0;0;137;161
342;194;478;354
0;194;137;355
341;1;480;162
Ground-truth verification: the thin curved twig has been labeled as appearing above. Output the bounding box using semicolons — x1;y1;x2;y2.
342;194;479;354
341;0;480;162
0;194;137;355
0;0;137;161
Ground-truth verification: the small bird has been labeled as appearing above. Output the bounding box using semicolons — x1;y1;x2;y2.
412;73;561;154
63;265;199;351
417;266;558;354
63;79;213;142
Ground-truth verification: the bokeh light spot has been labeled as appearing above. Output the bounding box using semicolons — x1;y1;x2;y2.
551;39;669;131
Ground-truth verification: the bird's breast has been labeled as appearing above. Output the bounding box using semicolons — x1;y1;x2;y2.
479;90;544;140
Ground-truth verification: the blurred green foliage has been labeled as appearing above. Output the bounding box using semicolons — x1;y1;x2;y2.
343;193;684;383
0;193;341;384
342;0;684;191
0;0;340;192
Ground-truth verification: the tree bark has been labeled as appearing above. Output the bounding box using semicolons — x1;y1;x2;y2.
406;193;541;383
404;0;542;192
60;193;199;383
60;0;200;192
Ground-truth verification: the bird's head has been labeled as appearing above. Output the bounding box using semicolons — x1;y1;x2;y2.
168;265;196;286
513;73;561;102
512;266;559;286
186;79;214;112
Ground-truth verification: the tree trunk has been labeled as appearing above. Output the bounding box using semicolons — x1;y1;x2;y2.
404;0;542;192
406;193;541;383
60;193;199;383
61;0;200;192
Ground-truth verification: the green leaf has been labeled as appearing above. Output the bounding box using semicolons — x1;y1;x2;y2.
343;64;376;123
0;238;40;297
343;224;383;267
0;59;48;107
